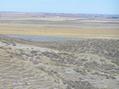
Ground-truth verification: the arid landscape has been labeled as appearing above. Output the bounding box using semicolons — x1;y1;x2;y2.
0;12;119;38
0;12;119;89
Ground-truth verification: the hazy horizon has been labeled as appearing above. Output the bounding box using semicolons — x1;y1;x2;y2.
0;11;119;16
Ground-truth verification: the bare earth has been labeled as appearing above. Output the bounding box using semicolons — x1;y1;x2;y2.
0;36;119;89
0;12;119;89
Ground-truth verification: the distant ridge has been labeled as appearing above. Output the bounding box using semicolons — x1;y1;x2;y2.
0;11;119;19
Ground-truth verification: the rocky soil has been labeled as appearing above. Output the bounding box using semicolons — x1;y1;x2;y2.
0;36;119;89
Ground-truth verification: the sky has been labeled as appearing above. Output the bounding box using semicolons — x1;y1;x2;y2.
0;0;119;15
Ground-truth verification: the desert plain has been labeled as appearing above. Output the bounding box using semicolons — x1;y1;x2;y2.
0;12;119;89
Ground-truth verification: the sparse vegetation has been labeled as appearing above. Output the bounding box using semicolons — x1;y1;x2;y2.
0;36;119;89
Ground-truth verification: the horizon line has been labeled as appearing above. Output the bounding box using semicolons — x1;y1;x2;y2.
0;11;119;16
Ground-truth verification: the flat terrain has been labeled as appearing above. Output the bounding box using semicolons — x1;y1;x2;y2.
0;12;119;38
0;23;119;38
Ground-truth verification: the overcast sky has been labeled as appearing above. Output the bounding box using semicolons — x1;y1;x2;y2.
0;0;119;15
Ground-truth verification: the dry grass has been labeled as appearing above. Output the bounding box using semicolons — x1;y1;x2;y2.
0;23;119;38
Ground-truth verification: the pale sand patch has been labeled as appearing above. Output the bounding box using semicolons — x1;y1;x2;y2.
0;24;119;38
